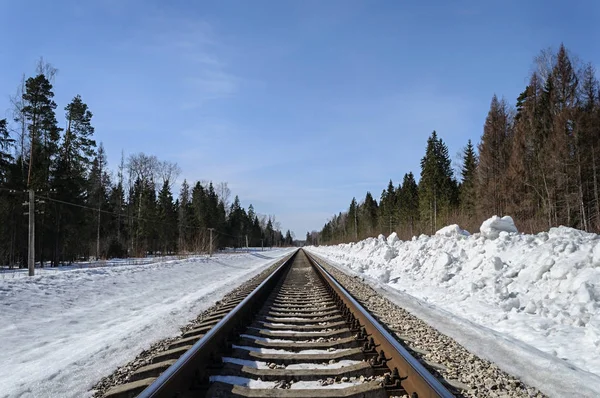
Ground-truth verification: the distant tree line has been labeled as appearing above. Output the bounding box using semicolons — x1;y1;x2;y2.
313;44;600;244
0;60;290;268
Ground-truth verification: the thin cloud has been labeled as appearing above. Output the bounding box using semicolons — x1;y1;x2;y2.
115;13;241;109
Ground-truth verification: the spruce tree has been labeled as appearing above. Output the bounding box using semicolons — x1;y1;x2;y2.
360;192;378;237
459;140;477;218
419;131;455;233
347;197;358;240
477;96;511;218
398;172;419;236
0;119;14;181
157;180;177;254
284;230;293;245
178;180;193;252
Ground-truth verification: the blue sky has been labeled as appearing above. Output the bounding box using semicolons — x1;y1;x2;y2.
1;0;599;237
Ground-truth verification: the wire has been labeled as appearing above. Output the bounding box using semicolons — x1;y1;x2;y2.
0;186;265;241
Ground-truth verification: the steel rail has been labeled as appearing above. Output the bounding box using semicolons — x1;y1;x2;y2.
306;252;455;398
137;250;298;398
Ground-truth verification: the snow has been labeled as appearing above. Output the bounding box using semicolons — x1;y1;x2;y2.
307;216;600;397
209;375;366;389
222;357;361;370
479;215;518;239
436;224;470;237
286;359;361;370
0;249;293;398
209;375;277;388
232;345;349;355
247;326;326;335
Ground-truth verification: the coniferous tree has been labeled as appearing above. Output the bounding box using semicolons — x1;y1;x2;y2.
379;180;396;233
52;96;98;262
477;95;512;217
157;180;177;254
0;119;14;180
0;119;15;266
398;172;419;236
347;197;358;240
178;180;193;252
359;192;378;238
459;140;478;218
265;218;274;247
22;74;61;189
419;131;455;233
284;230;293;246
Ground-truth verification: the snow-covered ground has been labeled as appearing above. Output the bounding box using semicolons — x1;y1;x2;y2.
307;216;600;397
0;249;293;398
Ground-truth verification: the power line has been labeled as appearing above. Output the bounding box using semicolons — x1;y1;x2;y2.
1;186;263;243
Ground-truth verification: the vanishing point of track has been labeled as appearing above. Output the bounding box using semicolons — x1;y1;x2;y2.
103;249;454;398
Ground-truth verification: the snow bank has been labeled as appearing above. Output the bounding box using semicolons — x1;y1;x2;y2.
0;249;293;398
307;218;600;396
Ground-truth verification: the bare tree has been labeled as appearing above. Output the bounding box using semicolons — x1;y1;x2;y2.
533;47;557;86
215;181;231;209
158;160;181;188
9;75;27;171
127;153;159;188
36;57;58;83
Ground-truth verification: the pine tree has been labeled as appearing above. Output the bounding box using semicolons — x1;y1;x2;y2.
22;74;61;189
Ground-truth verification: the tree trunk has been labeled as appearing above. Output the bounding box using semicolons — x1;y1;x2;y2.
593;146;600;231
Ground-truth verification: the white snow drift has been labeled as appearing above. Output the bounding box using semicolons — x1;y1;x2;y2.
308;216;600;397
0;249;293;398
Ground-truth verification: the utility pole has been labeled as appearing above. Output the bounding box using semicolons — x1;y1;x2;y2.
96;209;101;260
208;228;214;257
354;208;358;241
96;160;103;261
27;189;35;277
245;234;249;250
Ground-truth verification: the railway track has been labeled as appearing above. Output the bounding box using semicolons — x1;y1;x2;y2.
103;250;454;398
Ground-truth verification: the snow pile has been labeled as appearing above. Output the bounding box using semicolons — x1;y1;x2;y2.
435;224;470;237
308;216;600;393
0;249;293;398
480;215;519;239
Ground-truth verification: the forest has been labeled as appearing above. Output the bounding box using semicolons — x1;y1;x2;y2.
0;61;293;268
312;44;600;245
